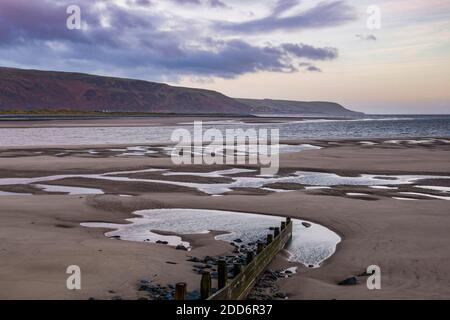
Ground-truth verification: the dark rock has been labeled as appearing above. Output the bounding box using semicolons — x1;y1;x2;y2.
338;276;359;286
186;290;201;300
175;245;188;251
302;222;312;228
274;292;287;299
187;257;200;262
165;293;173;300
156;240;169;245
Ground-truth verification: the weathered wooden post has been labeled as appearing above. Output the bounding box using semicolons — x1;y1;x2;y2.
175;282;187;300
281;221;286;230
266;234;273;244
257;242;264;254
274;227;280;238
233;263;242;277
286;217;291;225
200;272;212;299
246;251;254;264
218;260;227;289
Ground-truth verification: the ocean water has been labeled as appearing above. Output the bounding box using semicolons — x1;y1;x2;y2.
0;115;449;147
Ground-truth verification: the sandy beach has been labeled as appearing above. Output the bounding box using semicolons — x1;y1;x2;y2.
0;117;449;300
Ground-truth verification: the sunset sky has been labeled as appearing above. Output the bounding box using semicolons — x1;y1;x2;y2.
1;0;449;114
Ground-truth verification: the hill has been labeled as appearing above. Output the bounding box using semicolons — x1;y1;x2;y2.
237;98;363;117
0;67;248;114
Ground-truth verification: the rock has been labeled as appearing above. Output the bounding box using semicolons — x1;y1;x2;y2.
302;222;312;228
267;271;278;281
358;270;373;277
187;257;200;262
186;290;201;300
338;276;359;286
165;261;177;265
233;238;243;243
175;245;188;251
274;292;287;299
165;293;173;300
156;240;169;244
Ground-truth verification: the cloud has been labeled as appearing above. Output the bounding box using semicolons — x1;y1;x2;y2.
0;0;343;80
208;0;228;8
272;0;300;16
282;43;338;60
217;1;356;34
298;62;322;72
356;34;377;41
170;0;228;8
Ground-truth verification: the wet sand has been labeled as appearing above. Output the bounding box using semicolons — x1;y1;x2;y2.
0;132;449;299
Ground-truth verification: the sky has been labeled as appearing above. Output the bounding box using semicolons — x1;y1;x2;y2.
0;0;449;114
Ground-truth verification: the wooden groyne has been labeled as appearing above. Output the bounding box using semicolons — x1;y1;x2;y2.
175;217;293;300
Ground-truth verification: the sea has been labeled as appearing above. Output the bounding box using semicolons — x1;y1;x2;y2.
0;114;449;147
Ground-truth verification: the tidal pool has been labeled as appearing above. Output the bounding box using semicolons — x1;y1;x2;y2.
82;209;341;268
0;167;449;198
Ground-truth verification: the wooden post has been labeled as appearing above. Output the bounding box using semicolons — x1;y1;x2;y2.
175;282;187;300
218;260;227;289
274;227;280;238
281;221;286;230
200;272;212;299
246;251;254;264
266;234;273;244
233;263;242;277
286;217;293;240
257;242;264;254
